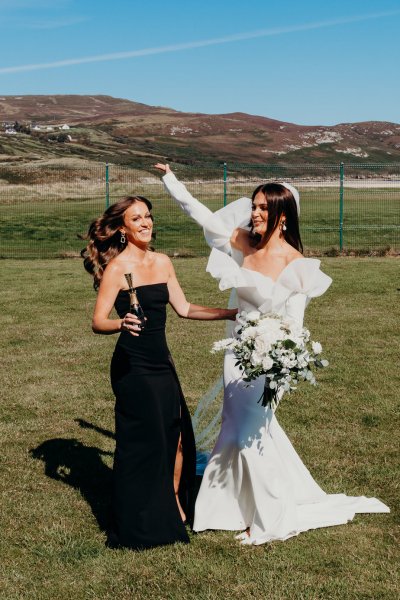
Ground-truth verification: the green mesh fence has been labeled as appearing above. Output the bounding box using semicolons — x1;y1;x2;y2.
0;161;398;258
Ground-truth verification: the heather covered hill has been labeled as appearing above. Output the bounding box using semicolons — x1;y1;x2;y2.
0;94;399;169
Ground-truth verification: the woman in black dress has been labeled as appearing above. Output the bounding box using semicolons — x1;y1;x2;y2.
82;194;237;550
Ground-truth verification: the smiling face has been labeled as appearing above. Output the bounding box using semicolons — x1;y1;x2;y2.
251;191;269;236
121;200;153;247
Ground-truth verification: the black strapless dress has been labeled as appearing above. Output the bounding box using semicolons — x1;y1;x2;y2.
108;283;196;550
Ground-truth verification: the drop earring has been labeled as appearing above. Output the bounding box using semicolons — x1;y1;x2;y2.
120;231;126;244
279;220;287;235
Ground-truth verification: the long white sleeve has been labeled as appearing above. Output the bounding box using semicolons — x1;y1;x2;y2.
162;172;214;225
162;172;251;254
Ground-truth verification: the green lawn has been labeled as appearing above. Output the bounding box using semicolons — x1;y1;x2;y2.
0;257;399;599
0;181;399;258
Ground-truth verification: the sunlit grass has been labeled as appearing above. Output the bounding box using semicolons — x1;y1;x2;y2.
0;257;398;599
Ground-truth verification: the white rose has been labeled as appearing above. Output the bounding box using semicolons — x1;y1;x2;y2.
255;323;269;337
242;326;257;340
254;336;267;354
251;351;263;366
246;310;261;322
262;356;274;371
312;341;322;354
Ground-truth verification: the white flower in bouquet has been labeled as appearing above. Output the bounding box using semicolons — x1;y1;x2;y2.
311;341;322;354
262;356;274;370
251;351;263;366
242;326;257;340
211;338;237;354
211;310;329;411
245;310;261;322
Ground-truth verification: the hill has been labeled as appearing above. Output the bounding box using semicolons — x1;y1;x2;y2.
1;94;399;172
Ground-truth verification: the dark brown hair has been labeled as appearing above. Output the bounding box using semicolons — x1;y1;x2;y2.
81;195;154;290
249;183;303;253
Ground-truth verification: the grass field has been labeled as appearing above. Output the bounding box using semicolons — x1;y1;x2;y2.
0;257;398;600
0;177;399;258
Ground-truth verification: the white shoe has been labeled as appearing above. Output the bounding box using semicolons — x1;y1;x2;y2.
234;529;250;541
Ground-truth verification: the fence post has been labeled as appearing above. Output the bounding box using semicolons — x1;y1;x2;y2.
339;162;344;251
105;162;110;209
223;162;227;206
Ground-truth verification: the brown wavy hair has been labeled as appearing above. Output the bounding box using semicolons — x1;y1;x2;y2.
248;183;303;252
81;195;154;290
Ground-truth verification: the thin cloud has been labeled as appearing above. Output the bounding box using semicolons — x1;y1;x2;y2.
0;0;69;8
19;16;89;29
1;9;399;75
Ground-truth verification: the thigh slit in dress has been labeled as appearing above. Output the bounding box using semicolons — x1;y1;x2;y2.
108;283;196;550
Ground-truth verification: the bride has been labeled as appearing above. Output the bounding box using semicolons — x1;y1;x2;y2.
155;163;389;545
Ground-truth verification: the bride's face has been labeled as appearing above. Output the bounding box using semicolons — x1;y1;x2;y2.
251;192;268;235
121;201;153;246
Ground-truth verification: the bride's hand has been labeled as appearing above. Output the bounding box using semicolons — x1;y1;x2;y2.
154;163;171;174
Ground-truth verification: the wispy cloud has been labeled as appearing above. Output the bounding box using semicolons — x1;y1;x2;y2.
1;9;399;75
18;16;88;29
0;0;69;8
0;0;86;30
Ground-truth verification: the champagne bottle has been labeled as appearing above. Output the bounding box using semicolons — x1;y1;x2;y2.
124;273;146;330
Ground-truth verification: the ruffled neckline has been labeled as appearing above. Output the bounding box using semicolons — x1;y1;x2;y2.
240;257;311;285
206;248;332;309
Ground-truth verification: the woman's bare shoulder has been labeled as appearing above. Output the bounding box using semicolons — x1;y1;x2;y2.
152;251;172;266
105;255;124;273
150;252;175;275
286;248;304;264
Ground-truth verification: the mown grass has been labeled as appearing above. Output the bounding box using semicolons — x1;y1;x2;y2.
0;181;399;258
0;257;399;600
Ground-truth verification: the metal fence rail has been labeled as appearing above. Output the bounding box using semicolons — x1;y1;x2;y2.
0;161;398;258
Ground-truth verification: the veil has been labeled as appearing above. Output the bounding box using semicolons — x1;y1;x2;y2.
192;288;238;475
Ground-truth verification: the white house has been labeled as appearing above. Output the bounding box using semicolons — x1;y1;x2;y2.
60;124;70;130
5;128;17;135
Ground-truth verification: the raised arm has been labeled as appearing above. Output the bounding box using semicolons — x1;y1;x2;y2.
155;163;251;254
165;256;237;321
155;163;215;226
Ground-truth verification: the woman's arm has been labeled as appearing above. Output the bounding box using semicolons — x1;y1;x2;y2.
91;262;142;336
165;257;237;321
154;163;249;254
155;163;215;224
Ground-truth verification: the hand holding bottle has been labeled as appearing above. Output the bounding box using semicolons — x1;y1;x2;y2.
124;273;146;334
121;313;145;336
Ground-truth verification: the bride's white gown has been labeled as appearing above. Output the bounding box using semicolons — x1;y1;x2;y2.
163;172;390;545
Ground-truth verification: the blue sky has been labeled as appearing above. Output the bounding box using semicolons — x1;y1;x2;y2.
0;0;399;125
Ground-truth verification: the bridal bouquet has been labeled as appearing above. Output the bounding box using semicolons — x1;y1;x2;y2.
211;310;329;410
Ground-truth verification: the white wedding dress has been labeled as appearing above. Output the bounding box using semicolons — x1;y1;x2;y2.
163;172;390;545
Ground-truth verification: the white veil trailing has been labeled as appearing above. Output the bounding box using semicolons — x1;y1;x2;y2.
192;288;238;473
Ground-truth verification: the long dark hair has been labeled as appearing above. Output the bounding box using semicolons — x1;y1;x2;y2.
249;183;303;252
81;195;154;290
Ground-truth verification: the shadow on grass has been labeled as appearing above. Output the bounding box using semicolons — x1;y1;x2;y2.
74;418;115;440
30;426;114;532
